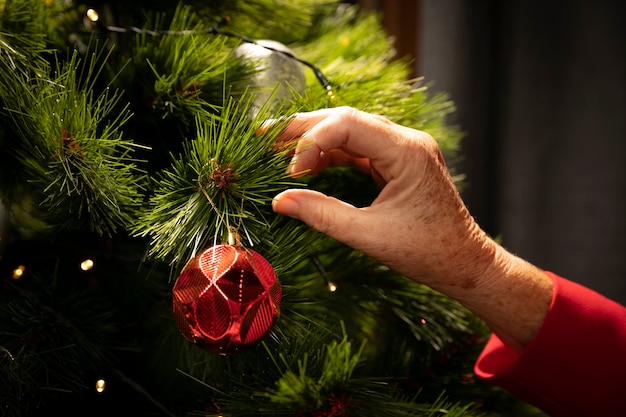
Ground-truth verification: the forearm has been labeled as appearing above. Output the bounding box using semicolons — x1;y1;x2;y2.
435;240;554;351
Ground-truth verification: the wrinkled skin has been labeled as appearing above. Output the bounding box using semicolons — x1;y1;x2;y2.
266;107;553;351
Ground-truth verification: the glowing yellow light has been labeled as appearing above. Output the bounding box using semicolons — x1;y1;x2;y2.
327;282;337;292
80;259;94;271
95;379;106;393
326;87;336;103
86;8;99;22
12;265;25;279
341;37;350;47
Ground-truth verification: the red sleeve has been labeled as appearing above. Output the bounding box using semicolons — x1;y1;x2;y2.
474;271;626;417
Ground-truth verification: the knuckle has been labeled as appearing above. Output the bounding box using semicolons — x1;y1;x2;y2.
415;131;443;160
335;106;359;123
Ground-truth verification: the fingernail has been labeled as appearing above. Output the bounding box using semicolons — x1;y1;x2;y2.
258;119;274;131
287;162;296;176
272;195;299;217
287;154;299;174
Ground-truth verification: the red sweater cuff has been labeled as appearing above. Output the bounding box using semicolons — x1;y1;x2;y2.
474;271;626;416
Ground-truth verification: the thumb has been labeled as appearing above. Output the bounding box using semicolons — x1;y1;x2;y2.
272;189;366;245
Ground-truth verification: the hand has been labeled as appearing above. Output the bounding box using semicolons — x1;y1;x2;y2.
272;106;494;290
269;107;553;350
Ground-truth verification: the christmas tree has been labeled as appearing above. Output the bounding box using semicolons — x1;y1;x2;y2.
0;1;544;415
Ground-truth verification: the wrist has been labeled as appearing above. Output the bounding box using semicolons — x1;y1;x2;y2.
460;245;554;351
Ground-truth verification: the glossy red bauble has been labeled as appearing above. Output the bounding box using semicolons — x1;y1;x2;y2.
172;244;281;354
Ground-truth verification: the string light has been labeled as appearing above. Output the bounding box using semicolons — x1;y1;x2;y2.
95;379;106;393
12;265;25;279
310;256;337;293
1;346;14;361
86;9;99;22
88;11;335;101
80;258;94;271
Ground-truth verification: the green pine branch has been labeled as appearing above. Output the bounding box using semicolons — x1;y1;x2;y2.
0;269;120;416
119;5;240;122
262;325;365;411
291;6;463;159
1;0;46;37
187;0;332;44
134;92;304;268
173;323;483;417
4;47;147;236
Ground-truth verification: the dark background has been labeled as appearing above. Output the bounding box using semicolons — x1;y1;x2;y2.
365;0;626;304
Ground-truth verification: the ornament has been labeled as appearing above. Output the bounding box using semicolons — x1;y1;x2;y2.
172;244;281;354
234;39;306;115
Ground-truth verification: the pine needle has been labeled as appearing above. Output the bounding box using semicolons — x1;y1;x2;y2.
5;47;147;235
134;92;302;268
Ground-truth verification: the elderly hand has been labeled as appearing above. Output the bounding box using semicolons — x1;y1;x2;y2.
270;107;553;350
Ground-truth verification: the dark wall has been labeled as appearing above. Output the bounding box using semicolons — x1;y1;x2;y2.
417;0;626;304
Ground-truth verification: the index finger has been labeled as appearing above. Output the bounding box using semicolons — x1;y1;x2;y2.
287;107;414;178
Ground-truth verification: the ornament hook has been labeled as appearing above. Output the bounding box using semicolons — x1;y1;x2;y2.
227;226;241;246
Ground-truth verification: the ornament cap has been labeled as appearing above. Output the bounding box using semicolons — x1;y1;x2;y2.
227;226;241;246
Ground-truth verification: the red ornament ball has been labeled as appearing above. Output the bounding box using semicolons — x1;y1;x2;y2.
172;244;281;354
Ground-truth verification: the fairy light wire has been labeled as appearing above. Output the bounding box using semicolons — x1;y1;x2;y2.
310;255;337;292
101;19;334;97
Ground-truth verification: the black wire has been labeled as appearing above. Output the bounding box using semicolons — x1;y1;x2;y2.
103;22;335;97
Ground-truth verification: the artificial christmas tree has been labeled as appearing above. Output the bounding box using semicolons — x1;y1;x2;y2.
0;0;544;415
